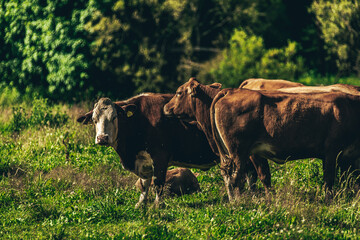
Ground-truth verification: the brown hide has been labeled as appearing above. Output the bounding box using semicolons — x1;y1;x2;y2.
239;78;304;90
135;168;200;196
240;78;360;96
278;84;360;95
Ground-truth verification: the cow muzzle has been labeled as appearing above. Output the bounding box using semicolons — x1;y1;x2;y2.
96;134;109;145
163;105;174;117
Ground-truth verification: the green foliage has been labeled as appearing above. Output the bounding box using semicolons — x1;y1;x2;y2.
9;106;28;133
298;71;360;86
29;98;68;128
311;0;360;76
0;0;94;100
0;0;347;100
0;83;21;106
6;97;68;133
207;30;304;87
85;0;184;97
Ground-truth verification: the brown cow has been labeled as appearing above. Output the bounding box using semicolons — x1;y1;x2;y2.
77;94;218;208
135;168;200;196
240;78;360;95
164;78;360;201
278;84;360;95
239;78;304;90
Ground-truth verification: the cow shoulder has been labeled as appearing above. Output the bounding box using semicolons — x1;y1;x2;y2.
132;93;173;127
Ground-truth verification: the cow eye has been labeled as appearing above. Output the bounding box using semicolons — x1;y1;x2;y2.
112;116;117;121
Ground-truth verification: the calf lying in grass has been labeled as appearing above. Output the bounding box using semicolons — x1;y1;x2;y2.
135;168;200;196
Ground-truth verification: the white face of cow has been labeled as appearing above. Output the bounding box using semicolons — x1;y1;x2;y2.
92;98;119;147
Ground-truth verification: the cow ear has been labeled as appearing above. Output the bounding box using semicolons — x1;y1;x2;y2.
121;104;137;118
77;111;93;125
209;82;222;89
188;77;200;96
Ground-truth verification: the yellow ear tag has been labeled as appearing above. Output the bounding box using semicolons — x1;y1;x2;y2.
127;111;133;117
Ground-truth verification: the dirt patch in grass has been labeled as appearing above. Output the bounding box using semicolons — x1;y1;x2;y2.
2;165;138;194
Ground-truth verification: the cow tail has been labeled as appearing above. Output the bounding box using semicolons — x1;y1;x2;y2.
210;91;231;163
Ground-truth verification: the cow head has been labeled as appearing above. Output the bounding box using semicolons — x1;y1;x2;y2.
164;77;222;120
77;98;137;147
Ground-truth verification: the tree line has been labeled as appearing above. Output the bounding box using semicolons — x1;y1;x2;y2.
0;0;359;102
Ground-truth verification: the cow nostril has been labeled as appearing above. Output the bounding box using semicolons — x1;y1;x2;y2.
97;135;109;145
164;106;173;116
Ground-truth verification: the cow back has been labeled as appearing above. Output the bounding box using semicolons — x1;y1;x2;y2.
239;78;304;90
213;88;360;161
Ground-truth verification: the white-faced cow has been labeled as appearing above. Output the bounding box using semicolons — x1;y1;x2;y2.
77;94;219;208
164;78;360;201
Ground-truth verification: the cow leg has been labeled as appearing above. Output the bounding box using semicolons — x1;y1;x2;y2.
152;161;168;208
220;156;236;202
134;151;155;208
323;154;337;192
220;155;246;201
221;168;235;202
135;178;152;209
249;155;271;194
232;167;247;200
233;154;259;199
245;159;258;191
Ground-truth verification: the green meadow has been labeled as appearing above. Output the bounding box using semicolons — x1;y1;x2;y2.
1;87;360;240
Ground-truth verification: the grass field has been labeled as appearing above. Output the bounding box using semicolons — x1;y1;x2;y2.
1;94;360;239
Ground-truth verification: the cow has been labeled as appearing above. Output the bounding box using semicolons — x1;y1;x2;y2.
77;94;219;208
164;78;360;201
239;78;304;90
135;168;201;196
240;78;360;95
277;84;360;95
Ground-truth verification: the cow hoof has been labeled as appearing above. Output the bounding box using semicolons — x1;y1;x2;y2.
135;201;145;209
324;190;334;204
265;187;274;196
152;201;165;209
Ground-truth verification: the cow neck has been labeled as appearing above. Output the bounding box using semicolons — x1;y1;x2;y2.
193;85;221;155
113;94;168;171
114;110;149;171
114;116;143;171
